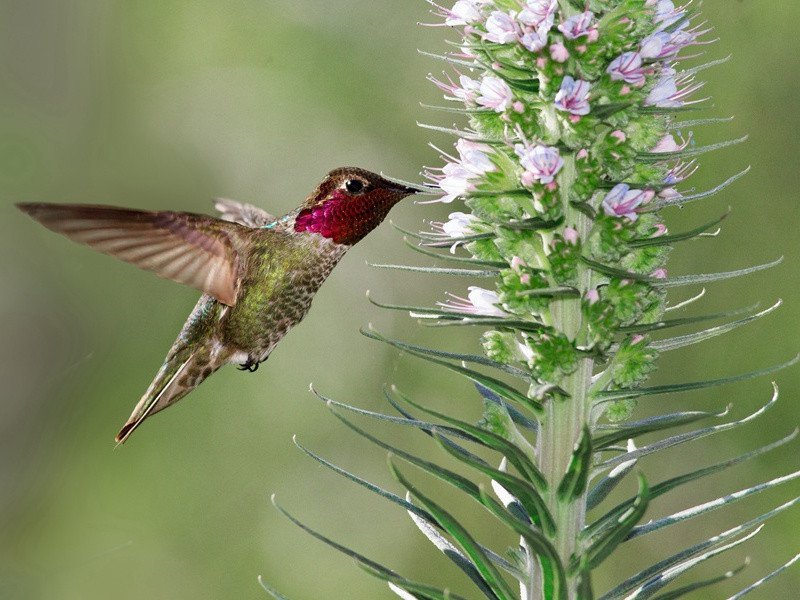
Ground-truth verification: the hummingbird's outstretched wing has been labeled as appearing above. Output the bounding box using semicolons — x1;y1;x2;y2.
17;203;245;306
213;198;276;228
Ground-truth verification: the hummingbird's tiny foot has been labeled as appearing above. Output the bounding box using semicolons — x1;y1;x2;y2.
238;357;260;372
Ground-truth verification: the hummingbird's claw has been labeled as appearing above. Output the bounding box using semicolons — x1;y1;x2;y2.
238;358;260;373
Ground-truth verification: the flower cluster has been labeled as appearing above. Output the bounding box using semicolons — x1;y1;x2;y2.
423;0;709;416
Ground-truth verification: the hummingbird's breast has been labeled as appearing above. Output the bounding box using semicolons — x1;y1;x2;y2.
219;229;348;359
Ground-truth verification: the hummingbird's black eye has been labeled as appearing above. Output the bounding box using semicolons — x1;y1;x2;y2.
344;179;365;194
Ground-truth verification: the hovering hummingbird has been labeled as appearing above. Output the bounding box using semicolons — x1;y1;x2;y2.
18;167;419;443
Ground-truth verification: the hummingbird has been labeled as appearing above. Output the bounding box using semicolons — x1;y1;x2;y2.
18;167;419;443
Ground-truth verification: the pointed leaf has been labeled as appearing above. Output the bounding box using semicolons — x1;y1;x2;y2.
430;428;555;535
395;390;546;491
637;136;747;162
595;386;778;472
594;356;798;403
651;301;781;352
586;441;638;511
476;485;568;600
257;577;293;600
557;426;593;502
603;527;761;600
473;383;539;432
727;552;800;599
618;303;758;334
405;497;503;600
658;167;750;208
368;262;501;277
651;560;748;599
402;238;507;268
389;460;518;600
573;474;649;573
626;213;727;248
592;407;729;449
599;496;800;600
361;328;533;381
363;328;542;412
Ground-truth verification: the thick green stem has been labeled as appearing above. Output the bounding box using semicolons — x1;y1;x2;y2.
535;156;594;597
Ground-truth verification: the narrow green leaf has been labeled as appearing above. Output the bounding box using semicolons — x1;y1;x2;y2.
405;499;503;600
368;262;501;277
592;407;729;449
359;561;471;600
361;328;533;381
573;474;649;573
603;527;761;600
271;496;427;592
472;383;539;432
257;577;292;600
594;356;798;403
667;116;734;130
389;460;518;600
588;428;796;540
557;426;593;502
658;167;750;208
422;317;547;333
394;389;546;491
595;385;778;472
476;485;568;600
581;256;783;289
363;328;542;412
311;387;476;444
727;552;800;599
626;213;727;248
650;560;748;599
586;440;638;511
651;301;781;352
492;215;565;231
515;286;580;298
293;436;432;523
599;496;800;600
430;428;555;535
402;238;508;268
637;136;747;162
628;462;800;540
618;303;758;334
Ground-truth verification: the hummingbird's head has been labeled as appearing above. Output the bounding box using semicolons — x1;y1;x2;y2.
294;167;420;245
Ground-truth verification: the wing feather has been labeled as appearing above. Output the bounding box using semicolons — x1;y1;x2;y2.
17;203;244;306
213;198;276;228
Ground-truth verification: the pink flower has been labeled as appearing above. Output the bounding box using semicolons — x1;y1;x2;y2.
484;11;519;44
558;11;596;40
518;0;557;28
607;52;646;86
520;27;549;52
477;76;514;112
601;184;654;221
514;143;564;185
554;76;592;116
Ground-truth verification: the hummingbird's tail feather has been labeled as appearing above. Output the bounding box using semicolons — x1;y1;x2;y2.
115;348;221;444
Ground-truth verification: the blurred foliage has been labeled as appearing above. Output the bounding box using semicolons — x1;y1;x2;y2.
1;1;798;598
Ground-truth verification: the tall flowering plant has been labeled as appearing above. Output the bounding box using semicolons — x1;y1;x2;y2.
263;1;799;598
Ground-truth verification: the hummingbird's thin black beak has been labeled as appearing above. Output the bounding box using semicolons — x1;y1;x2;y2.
392;183;423;195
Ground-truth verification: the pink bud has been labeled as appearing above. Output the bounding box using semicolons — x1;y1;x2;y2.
550;43;569;63
585;289;600;305
610;130;627;143
521;171;536;187
563;227;579;244
513;101;525;113
510;256;526;272
631;334;645;345
537;57;548;69
620;85;631;96
651;269;667;279
577;149;589;160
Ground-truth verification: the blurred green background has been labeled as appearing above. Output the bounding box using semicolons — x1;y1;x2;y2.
1;1;798;598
